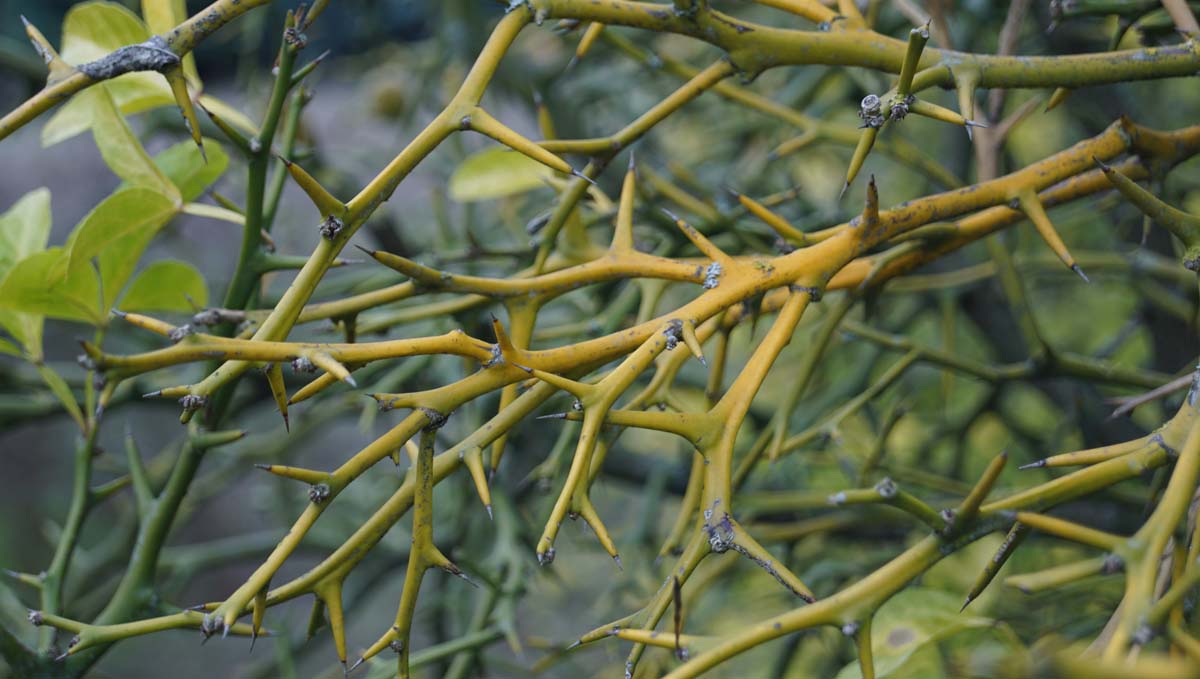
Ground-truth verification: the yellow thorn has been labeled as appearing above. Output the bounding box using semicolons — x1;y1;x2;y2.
264;363;290;431
1014;186;1080;275
466;107;574;175
281;157;346;218
164;67;204;158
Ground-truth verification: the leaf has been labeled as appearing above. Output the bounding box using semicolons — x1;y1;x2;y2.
0;189;52;357
43;78;175;147
37;364;85;430
121;260;208;312
151;138;228;203
182;202;243;224
82;85;180;202
833;588;994;679
67;188;177;279
448;146;553;202
0;248;102;324
0;188;52;274
60;1;150;64
43;1;174;146
197;95;259;137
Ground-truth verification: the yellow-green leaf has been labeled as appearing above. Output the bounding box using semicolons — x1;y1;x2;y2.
83;85;180;202
60;1;149;63
37;364;85;430
68;187;177;278
43;1;174;146
121;260;208;312
833;588;994;679
448;146;552;202
0;188;52;274
0;189;53;355
0;248;102;325
152;137;228;203
197;95;259;137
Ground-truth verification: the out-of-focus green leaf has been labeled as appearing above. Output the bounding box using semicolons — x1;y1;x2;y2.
152;137;228;203
0;338;21;357
181;202;243;224
43;1;174;146
833;588;994;679
121;260;208;312
36;364;85;430
0;248;102;324
448;146;552;202
0;189;52;357
67;188;176;278
83;85;180;202
197;95;259;136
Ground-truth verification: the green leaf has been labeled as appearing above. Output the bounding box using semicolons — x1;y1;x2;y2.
82;85;180;202
0;248;102;325
152;137;228;202
121;260;208;312
67;188;177;280
833;588;994;679
0;189;52;357
43;1;174;146
37;365;85;430
448;146;552;202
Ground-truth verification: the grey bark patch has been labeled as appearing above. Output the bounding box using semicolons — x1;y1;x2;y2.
77;36;179;80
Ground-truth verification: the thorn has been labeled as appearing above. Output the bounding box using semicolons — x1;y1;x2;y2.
348;657;365;673
628;150;636;171
142;390;163;398
222;622;230;639
1018;459;1046;470
342;660;348;678
111;309;127;318
249;629;258;653
352;243;377;257
660;207;681;222
1093;156;1111;172
485;504;493;520
1071;264;1090;283
564;55;579;72
571;169;598;186
839;181;849;201
613;555;623;571
537;412;569;420
960;597;972;613
345;375;358;387
566;639;582;651
53;651;69;662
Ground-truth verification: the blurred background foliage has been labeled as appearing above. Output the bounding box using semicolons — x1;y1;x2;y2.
0;1;1198;677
